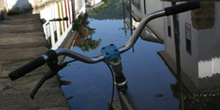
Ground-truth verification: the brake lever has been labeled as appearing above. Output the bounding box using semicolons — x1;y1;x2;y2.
30;62;68;99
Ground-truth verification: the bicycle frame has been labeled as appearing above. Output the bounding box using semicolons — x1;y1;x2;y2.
9;1;200;110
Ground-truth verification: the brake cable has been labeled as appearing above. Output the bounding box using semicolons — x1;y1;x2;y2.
30;58;77;99
105;62;115;110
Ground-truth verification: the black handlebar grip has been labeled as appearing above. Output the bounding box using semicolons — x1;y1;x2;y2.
9;56;46;80
164;0;200;16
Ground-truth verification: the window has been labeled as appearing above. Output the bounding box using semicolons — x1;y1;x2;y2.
53;22;58;43
144;0;146;14
185;23;191;54
167;16;171;37
46;23;52;48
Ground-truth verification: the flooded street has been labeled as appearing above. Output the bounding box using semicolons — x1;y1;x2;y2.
2;0;220;109
60;2;178;110
60;19;178;109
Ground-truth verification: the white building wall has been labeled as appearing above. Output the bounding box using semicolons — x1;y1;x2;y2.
170;2;220;79
178;9;199;81
4;0;32;13
197;2;220;78
144;0;166;40
74;0;86;18
163;2;176;61
40;0;73;50
131;0;167;41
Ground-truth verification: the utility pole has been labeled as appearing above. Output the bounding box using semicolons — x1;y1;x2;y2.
129;0;134;52
123;0;127;36
171;1;184;110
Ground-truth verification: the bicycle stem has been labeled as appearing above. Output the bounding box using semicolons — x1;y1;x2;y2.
106;55;140;110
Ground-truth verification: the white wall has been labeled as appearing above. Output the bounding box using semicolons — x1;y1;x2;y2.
175;2;220;79
163;2;176;62
4;0;32;13
145;0;166;40
131;0;166;40
197;2;220;78
40;0;73;50
74;0;86;18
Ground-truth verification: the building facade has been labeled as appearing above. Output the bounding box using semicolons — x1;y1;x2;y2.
131;0;220;93
1;0;88;49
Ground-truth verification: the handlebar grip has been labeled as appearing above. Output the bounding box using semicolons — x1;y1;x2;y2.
164;0;200;16
9;56;46;80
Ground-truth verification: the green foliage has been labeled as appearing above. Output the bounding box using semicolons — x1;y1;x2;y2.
72;13;101;52
72;13;90;32
77;37;102;51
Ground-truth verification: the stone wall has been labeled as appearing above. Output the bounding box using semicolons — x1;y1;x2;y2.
191;1;215;29
160;0;216;29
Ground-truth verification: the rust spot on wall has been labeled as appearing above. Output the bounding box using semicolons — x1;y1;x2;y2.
191;2;215;29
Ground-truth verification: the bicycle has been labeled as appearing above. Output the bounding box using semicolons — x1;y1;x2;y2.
9;0;200;109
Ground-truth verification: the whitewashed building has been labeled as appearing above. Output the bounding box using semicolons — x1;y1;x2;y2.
38;0;74;49
3;0;32;13
2;0;86;49
157;1;220;94
131;0;166;42
131;0;220;94
73;0;86;18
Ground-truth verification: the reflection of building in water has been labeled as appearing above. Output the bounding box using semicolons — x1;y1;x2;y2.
130;0;220;94
86;0;102;7
74;0;86;17
130;0;165;42
71;13;101;52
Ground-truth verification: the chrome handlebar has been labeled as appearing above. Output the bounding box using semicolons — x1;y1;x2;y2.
54;10;166;63
9;0;200;80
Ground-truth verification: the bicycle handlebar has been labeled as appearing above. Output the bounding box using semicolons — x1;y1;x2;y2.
8;0;200;80
164;0;200;16
9;56;46;80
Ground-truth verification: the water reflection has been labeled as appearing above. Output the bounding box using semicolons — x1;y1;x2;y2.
130;0;220;109
88;0;129;20
59;0;220;110
73;34;102;52
72;13;101;51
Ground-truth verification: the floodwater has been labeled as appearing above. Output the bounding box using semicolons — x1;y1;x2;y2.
60;0;220;110
60;2;177;110
60;19;178;110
